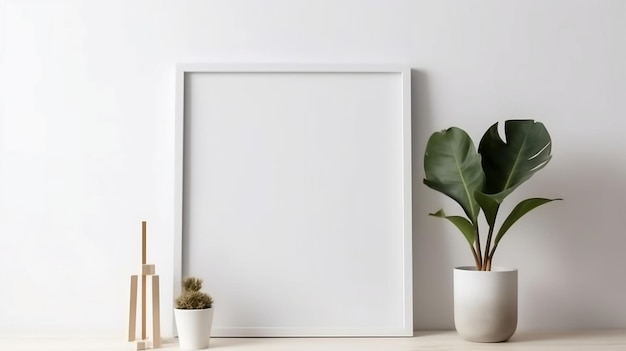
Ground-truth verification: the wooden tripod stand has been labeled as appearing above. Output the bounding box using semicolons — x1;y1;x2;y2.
128;221;161;349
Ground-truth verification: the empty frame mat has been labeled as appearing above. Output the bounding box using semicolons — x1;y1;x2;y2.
176;65;412;336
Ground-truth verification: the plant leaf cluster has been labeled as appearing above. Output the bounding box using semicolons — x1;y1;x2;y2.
423;120;561;270
175;277;213;309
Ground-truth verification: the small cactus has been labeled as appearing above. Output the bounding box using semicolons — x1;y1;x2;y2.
175;277;213;309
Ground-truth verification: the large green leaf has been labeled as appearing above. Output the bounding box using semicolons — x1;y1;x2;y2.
429;210;476;247
474;191;500;227
424;127;485;223
478;120;552;203
493;197;561;247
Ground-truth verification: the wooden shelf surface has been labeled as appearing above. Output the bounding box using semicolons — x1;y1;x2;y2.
1;330;625;350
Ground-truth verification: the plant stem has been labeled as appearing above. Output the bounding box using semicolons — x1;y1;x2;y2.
473;224;483;270
482;205;500;271
471;244;481;270
483;224;495;271
488;242;499;268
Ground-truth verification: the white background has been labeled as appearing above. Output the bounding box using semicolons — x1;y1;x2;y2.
1;0;625;335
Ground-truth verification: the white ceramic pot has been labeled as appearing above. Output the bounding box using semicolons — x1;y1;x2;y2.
454;266;517;342
174;308;214;350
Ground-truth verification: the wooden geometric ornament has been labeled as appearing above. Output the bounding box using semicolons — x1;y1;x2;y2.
128;221;161;349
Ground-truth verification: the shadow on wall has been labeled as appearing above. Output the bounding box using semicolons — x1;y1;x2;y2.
514;152;626;330
410;69;457;330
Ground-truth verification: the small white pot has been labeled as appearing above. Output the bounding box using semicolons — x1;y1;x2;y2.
174;308;214;350
454;266;517;342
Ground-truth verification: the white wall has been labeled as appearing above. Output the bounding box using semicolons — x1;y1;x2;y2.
1;0;625;334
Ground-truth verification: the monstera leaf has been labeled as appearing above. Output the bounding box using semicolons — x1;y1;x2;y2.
476;120;557;232
423;127;484;224
478;120;552;201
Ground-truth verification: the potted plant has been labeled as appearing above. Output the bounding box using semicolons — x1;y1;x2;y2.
174;277;214;350
423;119;561;342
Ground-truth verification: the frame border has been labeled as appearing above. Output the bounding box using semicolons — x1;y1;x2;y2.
173;64;412;336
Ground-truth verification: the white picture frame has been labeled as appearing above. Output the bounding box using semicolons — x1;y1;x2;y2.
174;64;412;337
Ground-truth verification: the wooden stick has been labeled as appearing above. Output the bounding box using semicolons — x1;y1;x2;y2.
135;340;146;350
128;275;138;341
142;264;155;275
152;275;161;348
141;221;147;340
142;221;147;265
